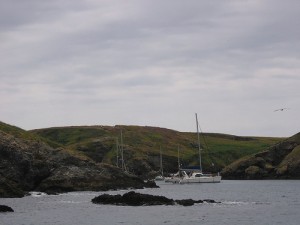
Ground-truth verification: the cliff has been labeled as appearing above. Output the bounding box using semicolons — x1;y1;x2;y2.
0;123;155;198
221;132;300;179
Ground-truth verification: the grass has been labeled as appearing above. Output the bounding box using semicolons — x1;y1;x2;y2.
0;121;35;140
30;125;283;170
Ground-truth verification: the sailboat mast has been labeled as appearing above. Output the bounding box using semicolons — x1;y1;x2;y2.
116;138;119;167
195;113;202;172
160;145;163;176
120;129;124;171
177;145;180;171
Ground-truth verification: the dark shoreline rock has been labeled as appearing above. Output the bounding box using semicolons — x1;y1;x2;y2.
92;191;220;206
0;130;158;198
221;133;300;180
0;205;14;212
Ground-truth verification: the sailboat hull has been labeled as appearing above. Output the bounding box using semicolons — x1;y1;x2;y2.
179;175;221;184
154;175;164;181
164;177;181;183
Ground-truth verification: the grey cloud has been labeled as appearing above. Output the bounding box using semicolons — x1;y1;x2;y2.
0;0;299;136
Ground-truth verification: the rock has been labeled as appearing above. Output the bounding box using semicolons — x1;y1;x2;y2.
245;166;261;178
0;130;158;197
144;180;159;188
92;193;123;205
221;133;300;179
92;191;174;206
36;163;158;194
175;199;196;206
92;191;220;206
203;199;221;203
0;176;25;198
0;205;14;212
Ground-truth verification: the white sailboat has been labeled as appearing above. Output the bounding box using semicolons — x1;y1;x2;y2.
116;129;128;172
155;146;164;181
172;113;221;184
164;145;183;183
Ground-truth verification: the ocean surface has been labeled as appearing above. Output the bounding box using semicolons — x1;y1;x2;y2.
1;180;300;225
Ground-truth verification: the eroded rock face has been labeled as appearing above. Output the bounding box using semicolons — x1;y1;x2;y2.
92;191;220;206
0;131;52;197
221;133;300;179
0;131;157;197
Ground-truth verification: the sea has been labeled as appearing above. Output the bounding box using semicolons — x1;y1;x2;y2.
1;180;300;225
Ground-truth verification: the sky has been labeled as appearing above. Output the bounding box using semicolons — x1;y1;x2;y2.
0;0;299;137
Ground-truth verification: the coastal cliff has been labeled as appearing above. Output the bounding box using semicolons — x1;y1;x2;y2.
221;133;300;179
0;123;155;198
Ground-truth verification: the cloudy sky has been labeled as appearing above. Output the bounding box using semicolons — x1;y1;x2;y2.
1;0;299;137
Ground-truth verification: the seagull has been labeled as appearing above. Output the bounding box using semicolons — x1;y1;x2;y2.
274;108;289;112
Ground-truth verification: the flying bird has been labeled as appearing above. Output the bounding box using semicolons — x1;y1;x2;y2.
274;108;289;112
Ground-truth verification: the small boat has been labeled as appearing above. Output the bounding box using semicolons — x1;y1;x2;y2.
170;113;222;184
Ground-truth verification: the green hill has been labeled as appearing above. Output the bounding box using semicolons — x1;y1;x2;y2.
30;125;283;177
0;121;36;140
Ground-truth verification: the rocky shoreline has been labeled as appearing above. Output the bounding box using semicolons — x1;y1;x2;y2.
1;121;299;198
92;191;220;206
221;133;300;179
0;130;157;198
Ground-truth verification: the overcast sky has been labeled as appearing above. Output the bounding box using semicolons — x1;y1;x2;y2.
1;0;299;137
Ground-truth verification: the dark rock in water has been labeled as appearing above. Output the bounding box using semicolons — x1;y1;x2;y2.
203;199;220;203
92;193;123;205
175;199;196;206
92;191;174;206
92;191;220;206
0;205;14;212
122;191;174;206
144;180;159;188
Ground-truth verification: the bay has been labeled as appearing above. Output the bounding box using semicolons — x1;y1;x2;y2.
1;180;300;225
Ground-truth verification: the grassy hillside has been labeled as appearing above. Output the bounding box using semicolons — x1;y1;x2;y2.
0;121;87;160
30;125;283;174
0;121;35;140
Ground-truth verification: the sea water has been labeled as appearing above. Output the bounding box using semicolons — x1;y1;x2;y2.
1;180;300;225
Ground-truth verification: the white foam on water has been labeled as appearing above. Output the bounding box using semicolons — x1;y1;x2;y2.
29;192;47;197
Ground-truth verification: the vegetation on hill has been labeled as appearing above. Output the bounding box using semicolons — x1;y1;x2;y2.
0;121;36;140
30;125;283;177
0;121;61;148
2;119;297;199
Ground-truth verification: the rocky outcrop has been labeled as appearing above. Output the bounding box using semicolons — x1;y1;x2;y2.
37;162;157;194
221;133;300;179
91;191;220;206
0;130;157;197
0;205;14;212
